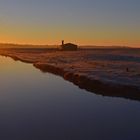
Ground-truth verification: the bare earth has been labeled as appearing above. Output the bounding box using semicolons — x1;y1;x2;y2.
0;47;140;100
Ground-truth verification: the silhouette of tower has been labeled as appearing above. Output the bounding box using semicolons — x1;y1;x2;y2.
62;40;64;45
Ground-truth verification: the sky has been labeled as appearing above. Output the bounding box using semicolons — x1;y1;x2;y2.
0;0;140;47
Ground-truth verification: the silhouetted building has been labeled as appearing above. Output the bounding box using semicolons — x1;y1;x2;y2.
62;40;64;45
60;40;78;51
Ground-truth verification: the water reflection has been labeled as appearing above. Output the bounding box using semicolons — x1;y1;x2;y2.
34;63;140;102
0;56;140;140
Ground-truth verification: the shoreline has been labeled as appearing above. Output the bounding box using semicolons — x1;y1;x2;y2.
34;63;140;100
0;48;140;101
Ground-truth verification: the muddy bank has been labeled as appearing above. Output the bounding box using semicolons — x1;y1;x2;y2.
0;48;140;101
0;54;34;63
34;63;140;101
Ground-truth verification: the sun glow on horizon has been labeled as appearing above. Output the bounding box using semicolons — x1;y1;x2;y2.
0;0;140;48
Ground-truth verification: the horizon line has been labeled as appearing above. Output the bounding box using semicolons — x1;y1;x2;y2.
0;42;139;48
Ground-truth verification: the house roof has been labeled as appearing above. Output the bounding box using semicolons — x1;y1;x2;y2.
62;43;77;47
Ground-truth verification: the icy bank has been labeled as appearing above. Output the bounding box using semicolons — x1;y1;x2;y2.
0;48;140;100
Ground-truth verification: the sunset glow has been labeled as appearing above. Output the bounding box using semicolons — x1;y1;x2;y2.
0;0;140;47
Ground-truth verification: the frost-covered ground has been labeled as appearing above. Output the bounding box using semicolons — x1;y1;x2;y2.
0;48;140;96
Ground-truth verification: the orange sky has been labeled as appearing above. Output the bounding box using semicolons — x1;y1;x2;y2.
0;0;140;48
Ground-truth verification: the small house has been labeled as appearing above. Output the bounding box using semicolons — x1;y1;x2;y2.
60;40;78;51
